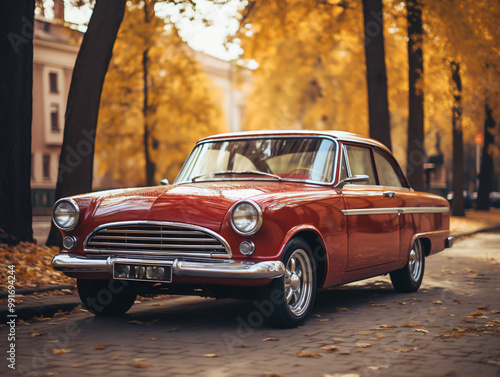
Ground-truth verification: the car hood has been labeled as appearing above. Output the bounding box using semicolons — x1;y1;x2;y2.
86;181;326;232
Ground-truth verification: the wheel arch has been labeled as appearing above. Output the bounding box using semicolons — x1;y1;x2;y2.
281;226;328;289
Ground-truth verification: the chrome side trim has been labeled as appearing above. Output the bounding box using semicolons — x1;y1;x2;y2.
402;207;449;214
51;254;285;280
342;208;399;215
342;207;449;216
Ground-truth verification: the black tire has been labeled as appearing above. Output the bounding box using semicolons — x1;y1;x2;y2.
77;279;137;316
390;239;425;293
260;237;317;328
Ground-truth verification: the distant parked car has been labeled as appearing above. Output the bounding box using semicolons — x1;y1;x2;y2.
447;190;474;209
489;192;500;208
51;131;453;327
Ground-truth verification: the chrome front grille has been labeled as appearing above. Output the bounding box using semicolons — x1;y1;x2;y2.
84;222;231;258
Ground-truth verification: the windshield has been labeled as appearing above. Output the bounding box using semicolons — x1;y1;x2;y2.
175;137;337;184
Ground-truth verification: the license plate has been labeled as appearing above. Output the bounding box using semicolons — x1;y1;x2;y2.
113;263;172;283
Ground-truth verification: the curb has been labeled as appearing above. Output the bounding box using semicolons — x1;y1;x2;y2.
1;295;81;321
0;284;75;299
452;225;500;240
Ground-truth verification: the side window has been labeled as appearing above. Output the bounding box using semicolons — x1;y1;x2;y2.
374;151;404;187
345;145;377;185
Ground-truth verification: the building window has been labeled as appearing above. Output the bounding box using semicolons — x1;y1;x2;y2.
50;104;60;132
49;72;58;93
43;154;50;180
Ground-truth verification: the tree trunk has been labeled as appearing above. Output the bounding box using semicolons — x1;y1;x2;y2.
476;103;495;210
143;1;156;186
0;0;35;244
362;0;392;151
451;61;464;216
406;0;425;190
46;0;127;247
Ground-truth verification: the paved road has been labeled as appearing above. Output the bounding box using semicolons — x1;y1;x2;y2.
2;232;500;377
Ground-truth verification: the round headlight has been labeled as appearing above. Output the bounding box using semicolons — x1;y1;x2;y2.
53;199;80;231
230;201;262;236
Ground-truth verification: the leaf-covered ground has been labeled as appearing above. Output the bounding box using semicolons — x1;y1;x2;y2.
0;242;73;291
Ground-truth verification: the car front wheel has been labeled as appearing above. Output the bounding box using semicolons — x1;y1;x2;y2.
77;278;137;316
390;239;425;293
261;238;317;328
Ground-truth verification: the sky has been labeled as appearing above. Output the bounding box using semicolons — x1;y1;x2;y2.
46;0;247;62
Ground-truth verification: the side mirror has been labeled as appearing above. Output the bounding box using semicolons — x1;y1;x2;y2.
160;179;169;185
334;175;369;189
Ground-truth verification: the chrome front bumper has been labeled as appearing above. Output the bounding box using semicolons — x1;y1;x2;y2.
51;253;285;280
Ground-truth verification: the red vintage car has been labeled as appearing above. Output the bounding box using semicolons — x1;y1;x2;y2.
52;131;453;327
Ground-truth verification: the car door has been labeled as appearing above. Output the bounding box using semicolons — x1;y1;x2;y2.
340;144;400;271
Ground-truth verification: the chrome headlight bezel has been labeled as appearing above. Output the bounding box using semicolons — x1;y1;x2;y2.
52;198;80;231
230;200;263;236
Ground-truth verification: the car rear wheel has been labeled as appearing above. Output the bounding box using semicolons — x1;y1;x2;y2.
77;279;137;316
260;238;317;328
390;239;425;293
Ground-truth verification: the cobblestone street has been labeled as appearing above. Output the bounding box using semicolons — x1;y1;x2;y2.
2;232;500;377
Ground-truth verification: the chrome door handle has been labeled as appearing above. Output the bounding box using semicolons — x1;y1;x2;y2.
383;191;395;198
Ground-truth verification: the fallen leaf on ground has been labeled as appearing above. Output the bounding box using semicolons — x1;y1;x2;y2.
356;343;372;348
131;362;150;368
31;332;45;337
415;329;429;334
203;354;223;358
94;344;108;350
468;311;484;317
321;345;339;351
336;307;350;311
169;327;180;332
385;348;412;353
150;337;159;341
128;320;144;325
478;305;489;310
263;337;280;342
296;351;323;357
237;344;247;348
401;323;424;328
367;365;389;371
379;324;397;328
333;338;344;342
373;333;386;338
319;318;335;322
340;350;351;355
110;355;120;360
52;348;72;354
357;331;371;335
487;360;500;366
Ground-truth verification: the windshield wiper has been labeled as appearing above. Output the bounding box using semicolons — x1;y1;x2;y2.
192;170;283;182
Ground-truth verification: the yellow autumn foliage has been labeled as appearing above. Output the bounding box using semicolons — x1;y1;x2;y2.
95;0;226;187
236;0;500;178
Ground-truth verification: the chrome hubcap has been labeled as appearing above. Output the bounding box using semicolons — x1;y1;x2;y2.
284;249;313;317
409;241;423;281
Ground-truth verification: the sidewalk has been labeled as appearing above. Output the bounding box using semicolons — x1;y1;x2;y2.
2;208;500;321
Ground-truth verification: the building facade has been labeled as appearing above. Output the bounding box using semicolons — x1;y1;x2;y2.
31;17;81;211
